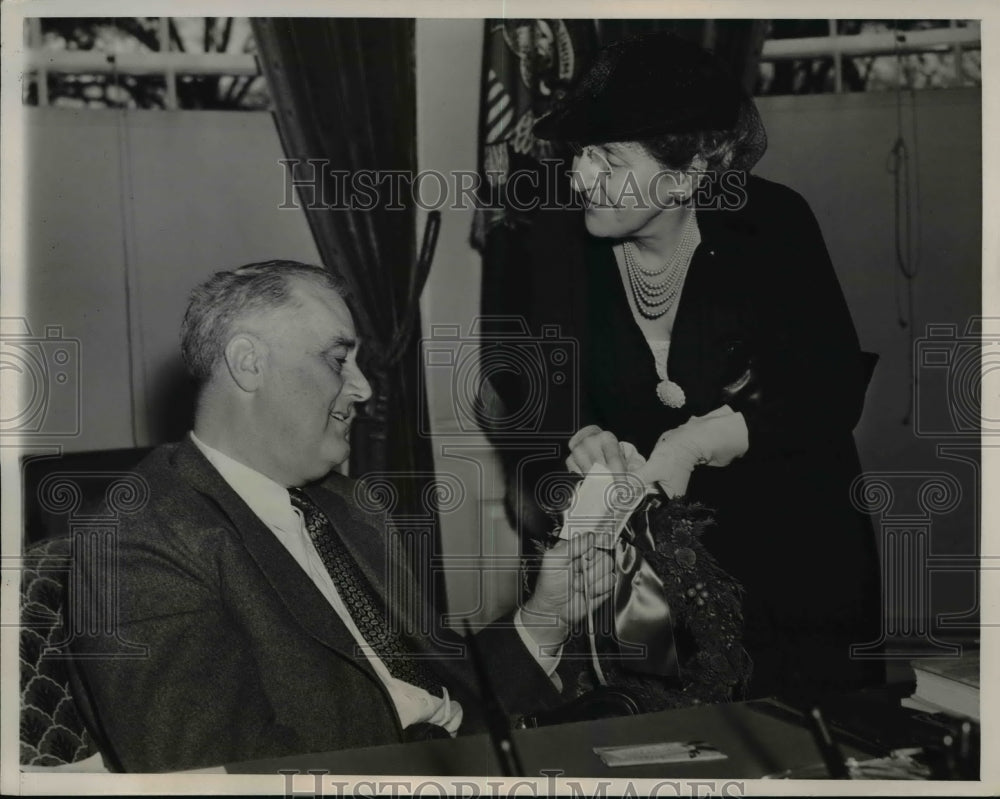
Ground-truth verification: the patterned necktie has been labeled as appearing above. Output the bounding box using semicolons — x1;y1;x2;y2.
288;488;443;696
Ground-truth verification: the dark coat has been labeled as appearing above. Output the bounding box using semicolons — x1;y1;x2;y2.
501;175;884;699
68;438;561;772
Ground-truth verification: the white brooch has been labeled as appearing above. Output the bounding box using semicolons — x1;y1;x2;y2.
656;379;686;408
650;339;686;408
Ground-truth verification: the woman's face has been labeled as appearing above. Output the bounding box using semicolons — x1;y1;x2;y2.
570;142;693;239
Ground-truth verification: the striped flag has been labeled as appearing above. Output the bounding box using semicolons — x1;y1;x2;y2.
471;19;597;248
484;68;514;147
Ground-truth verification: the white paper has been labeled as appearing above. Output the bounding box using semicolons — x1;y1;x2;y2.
593;741;727;767
558;463;646;545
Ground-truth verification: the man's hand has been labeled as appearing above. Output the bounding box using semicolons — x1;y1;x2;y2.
520;533;615;651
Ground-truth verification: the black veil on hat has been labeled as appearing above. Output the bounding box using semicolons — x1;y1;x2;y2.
534;31;767;171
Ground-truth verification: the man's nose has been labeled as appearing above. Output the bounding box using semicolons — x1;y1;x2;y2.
350;366;373;403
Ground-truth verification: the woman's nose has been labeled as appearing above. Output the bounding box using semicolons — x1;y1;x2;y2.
570;153;601;195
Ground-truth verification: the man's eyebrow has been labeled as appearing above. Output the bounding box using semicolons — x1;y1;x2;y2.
323;335;357;351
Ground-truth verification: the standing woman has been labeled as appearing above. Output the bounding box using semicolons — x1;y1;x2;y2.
533;32;883;700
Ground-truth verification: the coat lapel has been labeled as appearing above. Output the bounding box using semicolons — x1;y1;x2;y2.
168;439;378;674
669;205;755;415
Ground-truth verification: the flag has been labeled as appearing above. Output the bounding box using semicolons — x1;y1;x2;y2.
471;19;597;249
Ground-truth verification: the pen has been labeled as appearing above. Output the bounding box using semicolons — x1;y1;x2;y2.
942;733;958;778
461;619;525;777
958;721;973;779
807;706;850;779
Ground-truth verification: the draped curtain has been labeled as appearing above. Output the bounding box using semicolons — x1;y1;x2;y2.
252;19;439;580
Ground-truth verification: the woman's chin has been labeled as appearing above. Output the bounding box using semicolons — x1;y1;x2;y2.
584;204;670;240
583;207;626;238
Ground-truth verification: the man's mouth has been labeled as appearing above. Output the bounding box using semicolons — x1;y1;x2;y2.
329;410;352;424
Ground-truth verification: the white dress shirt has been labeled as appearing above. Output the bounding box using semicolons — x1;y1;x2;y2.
190;432;463;734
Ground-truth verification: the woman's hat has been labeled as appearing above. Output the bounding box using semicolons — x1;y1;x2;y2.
534;32;747;144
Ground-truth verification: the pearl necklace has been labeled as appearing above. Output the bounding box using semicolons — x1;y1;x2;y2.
623;213;699;320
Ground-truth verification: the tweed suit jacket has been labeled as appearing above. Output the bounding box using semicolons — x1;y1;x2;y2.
68;438;561;772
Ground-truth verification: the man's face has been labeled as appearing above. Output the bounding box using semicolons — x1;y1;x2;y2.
253;280;371;486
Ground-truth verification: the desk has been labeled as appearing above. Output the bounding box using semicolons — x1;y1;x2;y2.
227;699;879;777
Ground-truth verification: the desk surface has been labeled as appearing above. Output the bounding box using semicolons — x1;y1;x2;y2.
227;699;879;778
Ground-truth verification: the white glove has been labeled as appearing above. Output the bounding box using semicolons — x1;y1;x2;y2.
633;435;701;498
635;406;749;498
616;441;649;473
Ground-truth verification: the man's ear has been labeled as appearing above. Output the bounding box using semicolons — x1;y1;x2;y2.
223;334;266;392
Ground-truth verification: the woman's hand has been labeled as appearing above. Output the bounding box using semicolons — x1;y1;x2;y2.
634;434;702;498
566;425;627;475
658;407;749;468
566;426;646;476
634;407;749;497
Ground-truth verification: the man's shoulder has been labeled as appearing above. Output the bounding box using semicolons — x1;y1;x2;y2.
125;440;208;504
314;468;357;502
313;470;388;531
111;439;235;543
129;440;185;478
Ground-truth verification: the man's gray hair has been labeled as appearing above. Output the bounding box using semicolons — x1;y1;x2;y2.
181;259;348;381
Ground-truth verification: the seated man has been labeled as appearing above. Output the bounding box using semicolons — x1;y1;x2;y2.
69;260;613;772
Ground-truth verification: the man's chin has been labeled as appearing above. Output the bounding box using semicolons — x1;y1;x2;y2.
303;447;350;483
325;438;351;469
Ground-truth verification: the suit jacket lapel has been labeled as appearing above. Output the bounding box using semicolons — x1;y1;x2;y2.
169;439;377;673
